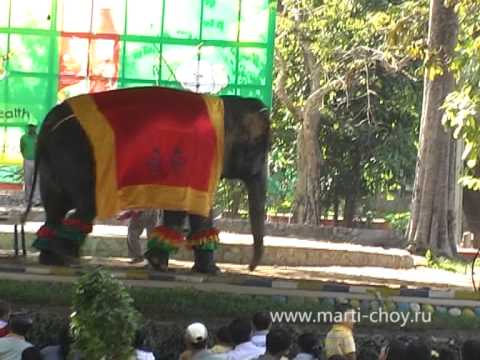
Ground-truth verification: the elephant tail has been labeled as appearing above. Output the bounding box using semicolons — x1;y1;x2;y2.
20;143;40;225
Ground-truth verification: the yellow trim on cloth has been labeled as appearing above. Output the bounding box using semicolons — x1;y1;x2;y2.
66;92;224;219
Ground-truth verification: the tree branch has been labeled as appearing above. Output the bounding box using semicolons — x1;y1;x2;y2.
274;54;303;122
343;46;413;73
304;78;347;117
302;45;415;118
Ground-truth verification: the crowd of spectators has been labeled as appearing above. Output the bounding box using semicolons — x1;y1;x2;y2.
0;300;479;360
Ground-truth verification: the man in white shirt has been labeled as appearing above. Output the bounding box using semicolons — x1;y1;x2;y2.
253;328;291;360
251;312;271;349
225;318;264;360
293;333;322;360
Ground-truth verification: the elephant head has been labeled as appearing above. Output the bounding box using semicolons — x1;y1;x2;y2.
221;96;270;270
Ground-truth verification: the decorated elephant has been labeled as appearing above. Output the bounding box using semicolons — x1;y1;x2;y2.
22;86;270;273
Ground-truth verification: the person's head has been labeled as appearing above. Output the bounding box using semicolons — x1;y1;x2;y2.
228;318;253;346
334;303;356;329
27;124;36;135
20;347;42;359
297;332;321;357
185;322;208;351
8;313;33;337
462;340;480;360
215;326;232;347
406;340;431;360
0;301;11;320
133;328;147;349
265;327;291;358
252;312;271;332
384;339;407;360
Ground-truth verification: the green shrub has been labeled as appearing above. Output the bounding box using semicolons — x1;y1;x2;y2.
385;211;410;235
71;268;141;360
425;250;476;274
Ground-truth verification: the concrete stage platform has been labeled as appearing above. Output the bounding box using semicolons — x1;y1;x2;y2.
0;242;477;292
0;205;478;298
0;221;414;269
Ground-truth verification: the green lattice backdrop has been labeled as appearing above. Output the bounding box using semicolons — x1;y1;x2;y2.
0;0;277;183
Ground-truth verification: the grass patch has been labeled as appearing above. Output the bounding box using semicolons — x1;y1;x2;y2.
425;250;479;274
1;278;480;330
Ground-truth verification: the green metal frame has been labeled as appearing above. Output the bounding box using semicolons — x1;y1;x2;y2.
0;0;277;180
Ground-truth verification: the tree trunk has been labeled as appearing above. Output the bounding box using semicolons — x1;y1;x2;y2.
293;130;306;223
333;191;340;226
407;0;459;257
344;150;361;228
294;112;322;225
230;184;243;217
344;193;356;228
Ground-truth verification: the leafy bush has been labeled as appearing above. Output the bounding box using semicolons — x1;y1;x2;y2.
385;211;410;235
425;250;477;274
71;268;141;360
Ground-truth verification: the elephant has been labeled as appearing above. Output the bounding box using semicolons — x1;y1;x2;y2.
22;86;270;274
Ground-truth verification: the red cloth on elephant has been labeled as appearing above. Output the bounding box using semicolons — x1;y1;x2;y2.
66;87;224;219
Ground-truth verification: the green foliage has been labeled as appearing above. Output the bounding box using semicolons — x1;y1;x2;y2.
384;211;410;234
425;249;479;274
442;0;480;182
70;268;141;360
267;105;298;213
276;0;422;219
214;179;247;217
391;0;480;188
0;280;73;306
2;279;480;331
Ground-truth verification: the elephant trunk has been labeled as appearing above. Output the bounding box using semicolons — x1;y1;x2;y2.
246;168;267;271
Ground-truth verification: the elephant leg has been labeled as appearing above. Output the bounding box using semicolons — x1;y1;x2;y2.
36;172;74;266
37;184;94;265
145;210;185;271
188;213;220;274
34;110;95;265
52;159;95;262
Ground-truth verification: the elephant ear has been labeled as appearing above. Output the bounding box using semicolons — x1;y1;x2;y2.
242;110;270;143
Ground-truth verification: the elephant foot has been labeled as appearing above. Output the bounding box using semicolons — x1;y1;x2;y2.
39;250;68;266
192;249;219;274
34;235;81;267
35;223;83;253
145;248;169;272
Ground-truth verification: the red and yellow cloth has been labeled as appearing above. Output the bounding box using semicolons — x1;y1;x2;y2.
66;87;224;219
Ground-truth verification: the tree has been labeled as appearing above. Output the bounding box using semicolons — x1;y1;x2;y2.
275;0;420;225
442;0;480;187
407;0;460;256
320;69;421;227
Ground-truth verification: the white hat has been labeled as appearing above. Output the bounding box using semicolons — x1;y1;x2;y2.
185;322;208;344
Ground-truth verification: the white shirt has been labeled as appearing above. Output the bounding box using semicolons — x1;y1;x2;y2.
0;335;33;360
135;349;155;360
293;353;316;360
225;341;265;360
251;331;269;348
